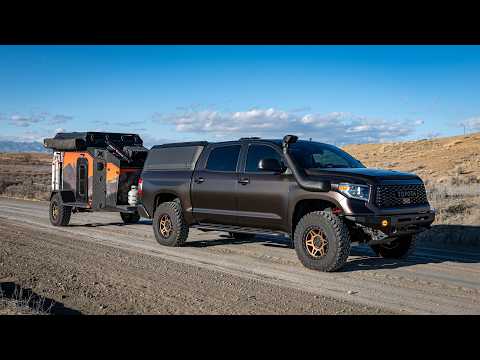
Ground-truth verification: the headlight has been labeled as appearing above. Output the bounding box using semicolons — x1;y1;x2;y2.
337;183;370;201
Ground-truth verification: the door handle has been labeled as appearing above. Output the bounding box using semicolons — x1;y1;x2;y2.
238;178;250;185
195;177;205;184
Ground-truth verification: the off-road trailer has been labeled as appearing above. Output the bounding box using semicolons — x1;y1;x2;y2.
43;132;148;226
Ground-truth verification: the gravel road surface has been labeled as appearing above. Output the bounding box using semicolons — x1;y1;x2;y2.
1;197;479;314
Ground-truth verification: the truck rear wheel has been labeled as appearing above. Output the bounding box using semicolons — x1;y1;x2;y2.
293;211;351;272
370;235;416;259
49;193;72;226
153;201;189;247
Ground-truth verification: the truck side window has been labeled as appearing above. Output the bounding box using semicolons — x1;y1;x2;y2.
246;145;283;172
206;145;241;172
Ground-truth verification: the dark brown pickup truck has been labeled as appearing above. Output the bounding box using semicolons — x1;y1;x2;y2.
138;135;435;272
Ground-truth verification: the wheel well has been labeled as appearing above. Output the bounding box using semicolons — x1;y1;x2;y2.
51;190;75;203
153;193;179;214
292;199;338;234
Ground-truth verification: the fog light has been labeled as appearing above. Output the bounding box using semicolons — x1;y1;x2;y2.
381;219;389;227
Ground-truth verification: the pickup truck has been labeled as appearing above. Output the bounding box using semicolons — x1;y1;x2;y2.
138;135;435;272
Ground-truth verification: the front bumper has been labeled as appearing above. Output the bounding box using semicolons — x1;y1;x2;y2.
345;209;435;236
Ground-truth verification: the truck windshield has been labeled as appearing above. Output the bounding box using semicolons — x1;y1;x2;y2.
289;141;365;169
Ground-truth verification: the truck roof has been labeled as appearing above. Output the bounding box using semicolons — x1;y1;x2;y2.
151;138;285;149
149;138;336;149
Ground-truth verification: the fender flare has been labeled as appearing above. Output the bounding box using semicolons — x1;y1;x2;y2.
50;190;76;203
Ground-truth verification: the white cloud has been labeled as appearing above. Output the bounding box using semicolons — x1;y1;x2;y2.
4;111;73;127
10;114;42;127
462;116;480;131
154;108;422;145
50;114;73;124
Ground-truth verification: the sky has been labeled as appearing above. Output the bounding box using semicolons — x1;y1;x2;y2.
1;45;480;148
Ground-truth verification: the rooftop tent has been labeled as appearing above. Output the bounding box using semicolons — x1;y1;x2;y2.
44;132;144;151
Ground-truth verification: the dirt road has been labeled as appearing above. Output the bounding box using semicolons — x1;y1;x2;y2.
1;198;480;314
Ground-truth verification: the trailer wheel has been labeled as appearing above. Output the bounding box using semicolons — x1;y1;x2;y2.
49;193;72;226
153;201;189;247
120;211;140;224
370;235;416;259
293;211;351;272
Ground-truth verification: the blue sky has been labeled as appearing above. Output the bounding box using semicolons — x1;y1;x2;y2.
1;45;480;147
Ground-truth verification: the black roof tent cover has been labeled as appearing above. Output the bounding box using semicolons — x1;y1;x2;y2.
44;132;144;151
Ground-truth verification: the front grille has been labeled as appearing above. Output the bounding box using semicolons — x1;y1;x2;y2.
375;183;428;208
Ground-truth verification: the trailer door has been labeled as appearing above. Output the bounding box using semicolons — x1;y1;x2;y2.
76;158;88;203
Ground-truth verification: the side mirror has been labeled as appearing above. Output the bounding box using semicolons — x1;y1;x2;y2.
258;158;283;173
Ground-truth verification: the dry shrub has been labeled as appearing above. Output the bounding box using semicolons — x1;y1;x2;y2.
0;285;52;315
426;182;480;225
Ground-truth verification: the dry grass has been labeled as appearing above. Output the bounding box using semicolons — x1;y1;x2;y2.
0;152;51;201
427;183;480;225
0;283;52;315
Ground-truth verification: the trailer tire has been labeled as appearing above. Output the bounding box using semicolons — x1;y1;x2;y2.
120;211;140;224
370;235;416;259
49;193;72;226
293;210;351;272
153;201;189;247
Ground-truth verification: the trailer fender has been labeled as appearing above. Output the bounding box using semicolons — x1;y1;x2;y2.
50;190;76;203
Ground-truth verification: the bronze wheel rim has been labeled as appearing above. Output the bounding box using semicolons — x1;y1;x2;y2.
52;202;59;220
159;214;172;238
305;228;328;258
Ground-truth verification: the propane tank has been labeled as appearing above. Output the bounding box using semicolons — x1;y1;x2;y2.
128;185;138;206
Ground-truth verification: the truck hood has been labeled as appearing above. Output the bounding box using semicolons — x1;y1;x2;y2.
305;168;422;184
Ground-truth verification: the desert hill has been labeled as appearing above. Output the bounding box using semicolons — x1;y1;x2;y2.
343;132;480;186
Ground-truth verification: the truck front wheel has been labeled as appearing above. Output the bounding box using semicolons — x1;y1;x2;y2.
153;201;189;247
49;193;72;226
370;235;416;259
293;211;351;272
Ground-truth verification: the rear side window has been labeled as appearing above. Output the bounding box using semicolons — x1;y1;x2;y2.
246;145;283;172
206;145;241;172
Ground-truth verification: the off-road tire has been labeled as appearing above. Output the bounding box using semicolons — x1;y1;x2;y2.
370;235;416;259
153;201;189;247
120;211;140;224
293;211;351;272
49;193;72;226
229;232;255;240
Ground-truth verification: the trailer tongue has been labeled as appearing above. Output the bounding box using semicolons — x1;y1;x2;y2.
43;132;149;226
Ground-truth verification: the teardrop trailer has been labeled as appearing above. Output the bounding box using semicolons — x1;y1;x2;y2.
43;132;148;226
